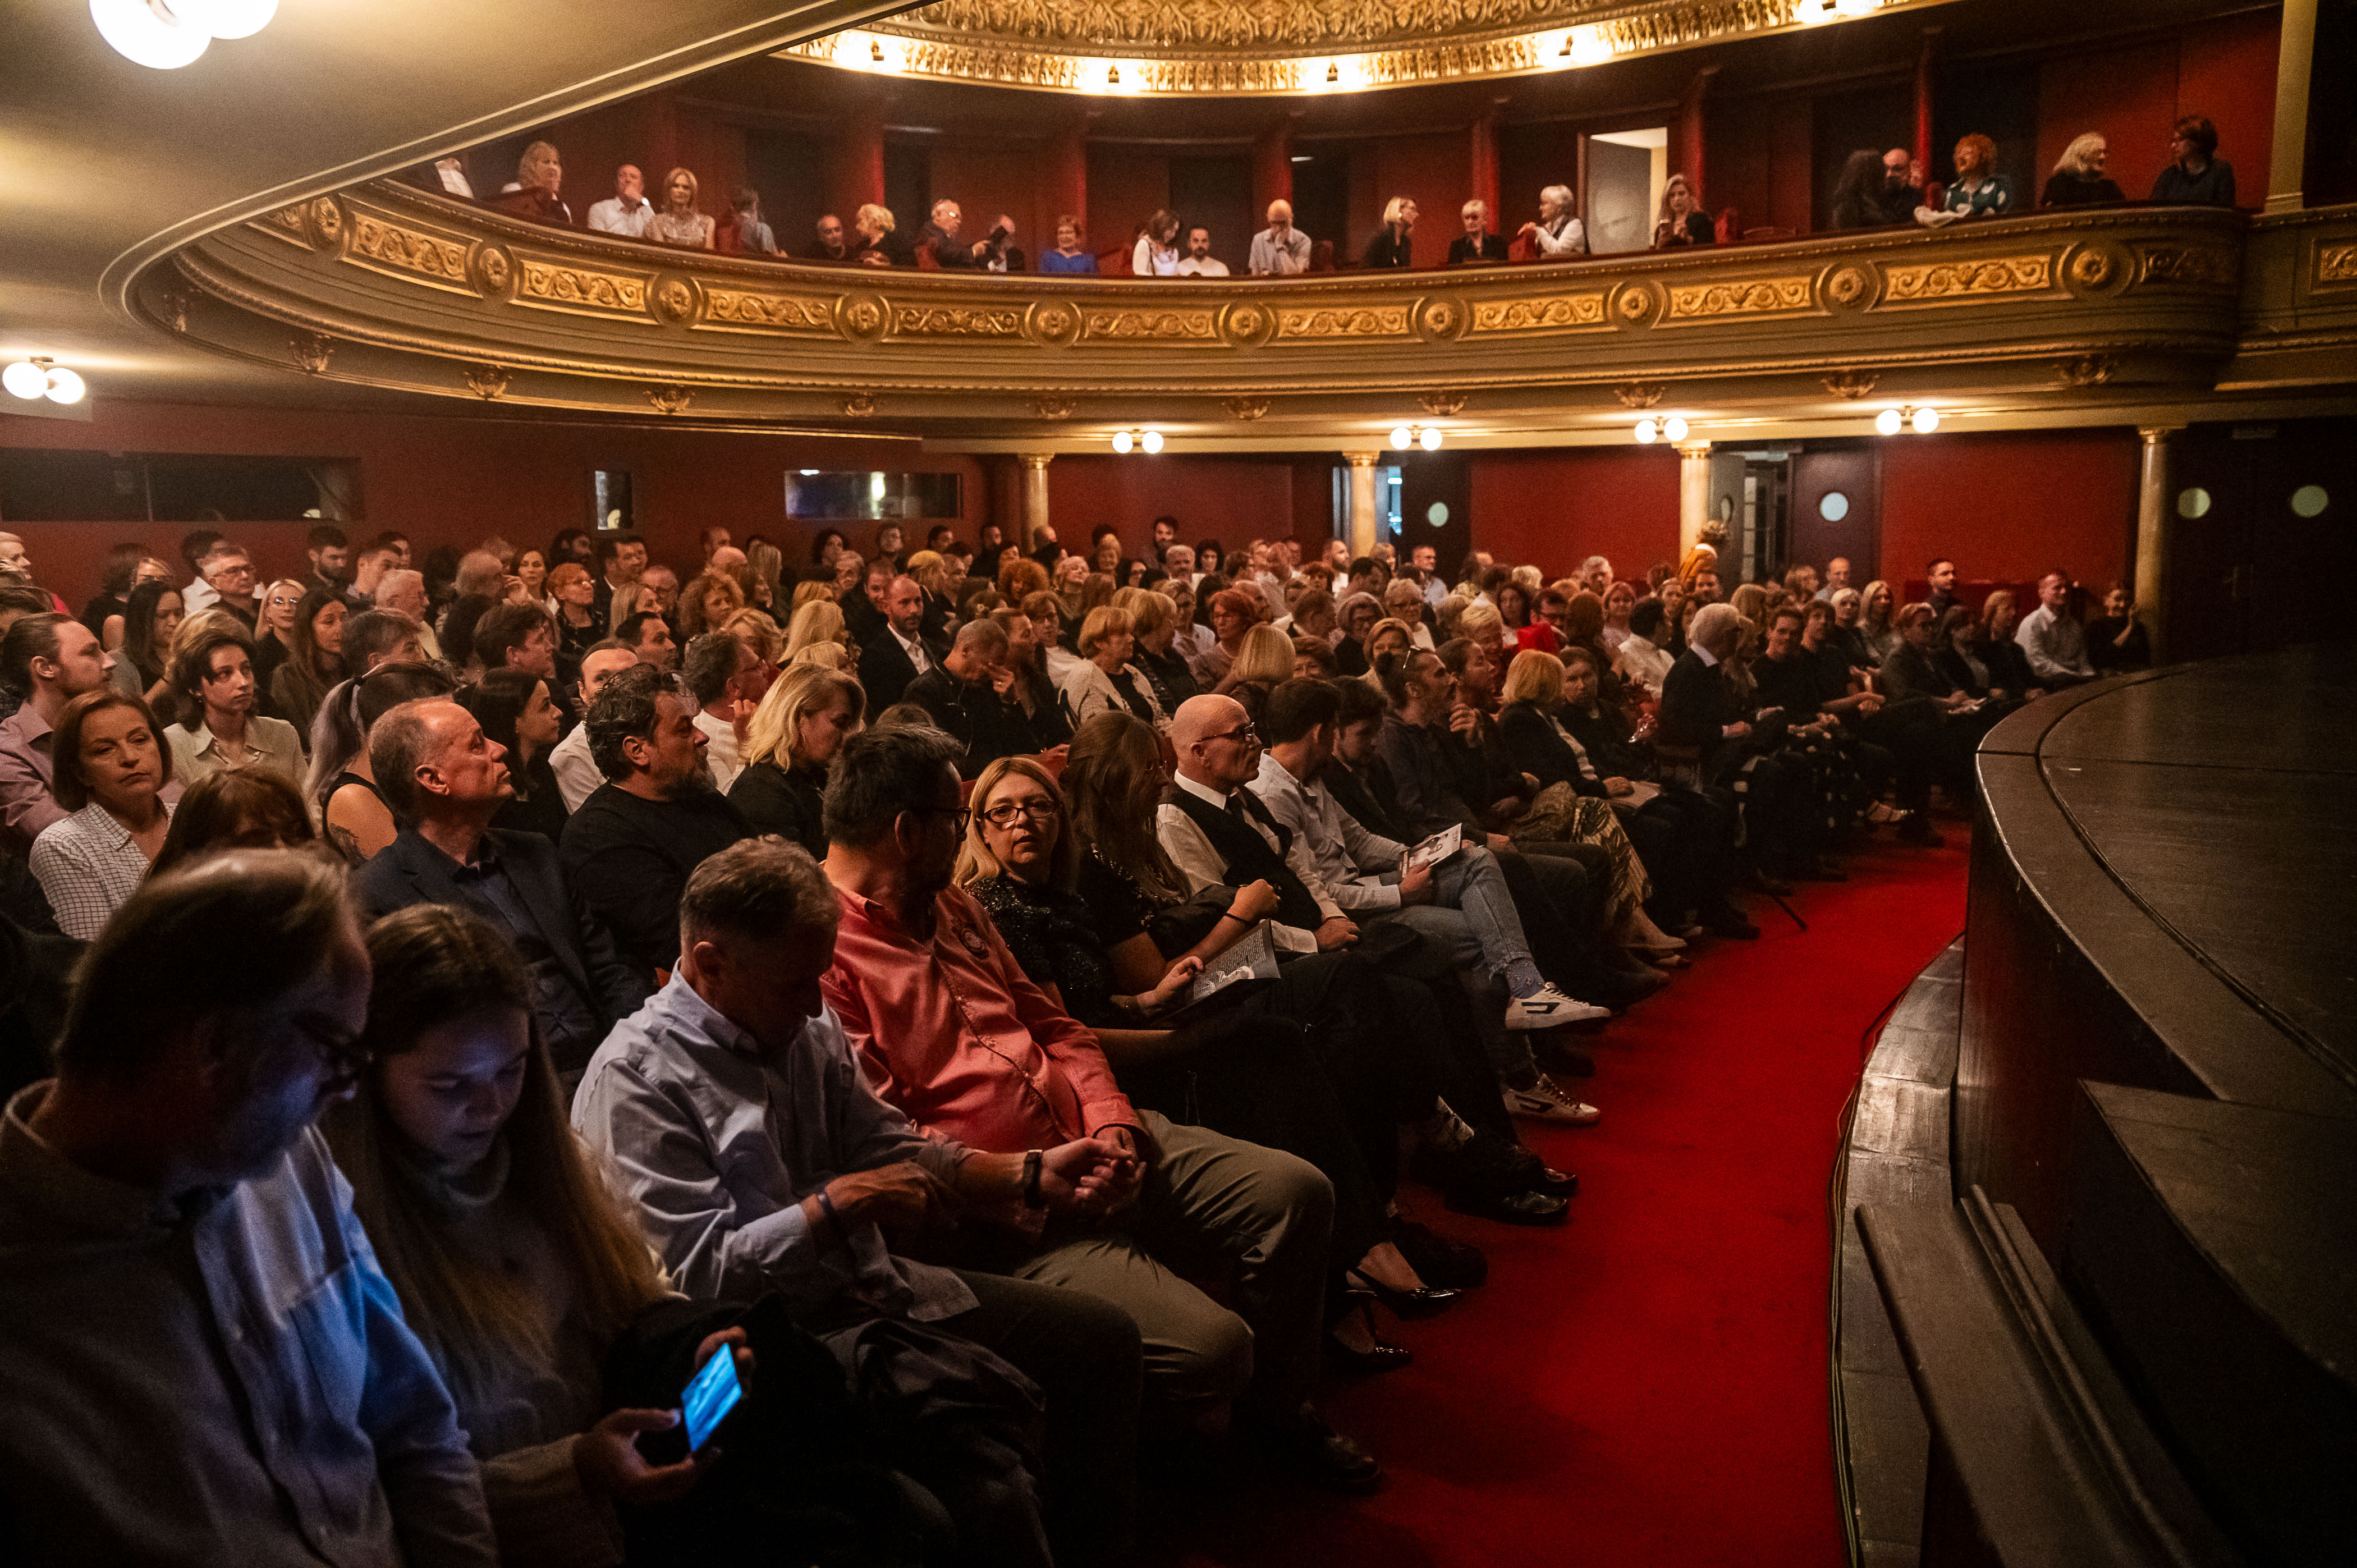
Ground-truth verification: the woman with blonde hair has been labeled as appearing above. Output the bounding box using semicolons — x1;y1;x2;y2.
674;568;745;641
1652;172;1713;248
719;607;783;664
781;597;848;664
1115;587;1198;716
1056;605;1164;727
1456;599;1512;663
1858;579;1900;666
1361;617;1418;677
1216;622;1292;730
647;166;714;249
728;663;863;858
849;202;896;266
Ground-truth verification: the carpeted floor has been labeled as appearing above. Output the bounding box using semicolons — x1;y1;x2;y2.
1141;823;1972;1567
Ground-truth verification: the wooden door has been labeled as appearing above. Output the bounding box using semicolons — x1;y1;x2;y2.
1790;442;1880;588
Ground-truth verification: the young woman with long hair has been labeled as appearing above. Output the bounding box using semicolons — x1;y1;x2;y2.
110;579;184;727
306;661;458;862
270;585;349;735
462;667;570;842
728;664;863;858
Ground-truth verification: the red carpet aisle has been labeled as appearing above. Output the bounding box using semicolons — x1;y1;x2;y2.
1142;827;1972;1568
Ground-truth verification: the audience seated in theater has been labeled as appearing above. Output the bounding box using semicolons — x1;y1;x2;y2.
803;212;850;262
645;167;714;250
857;575;947;712
718;186;777;255
918;199;1014;270
186;539;259;627
1294;636;1340;678
1494;580;1554;653
902;618;1025;778
559;664;749;978
1038;213;1098;273
2042;133;2126;207
375;568;444;664
148;765;317;878
0;851;497;1565
0;613;118;855
682;631;765;792
2015;570;2099;686
551;643;640;813
470;600;559;694
1829;149;1893;230
1132;209;1181;276
2153;114;2235;207
1654;603;1821;886
108;579;182;726
849;202;898;266
2085;583;2150;671
1118;587;1202;718
95;553;173;655
1858;580;1900;666
1249;200;1313;276
728;665;860;860
1517;184;1588;258
1214;623;1293;732
1652;174;1714;247
491;139;571;225
616;610;678;676
997;604;1076;751
29;693;175;940
308;662;460;863
590;533;648;634
270;586;348;734
676;568;745;643
817;722;1379;1493
1363;198;1418;269
77;543;143;644
356;700;648;1082
460;666;571;843
345;608;429;682
586;162;654;237
1056;604;1168;730
1175;226;1228;276
574;837;1145;1565
1824;586;1867;667
781;596;850;669
1449;200;1510;265
164;618;302;788
1928;134;2012;223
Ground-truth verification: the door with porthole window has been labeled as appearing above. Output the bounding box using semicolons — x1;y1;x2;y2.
1396;454;1471;586
2165;419;2356;661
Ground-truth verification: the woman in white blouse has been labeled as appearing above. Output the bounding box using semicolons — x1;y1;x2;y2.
1056;606;1166;729
31;691;176;939
1130;209;1181;277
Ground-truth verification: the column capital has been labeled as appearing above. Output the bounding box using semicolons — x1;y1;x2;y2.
1343;451;1381;468
2136;425;2186;446
1018;452;1054;471
1673;440;1713;460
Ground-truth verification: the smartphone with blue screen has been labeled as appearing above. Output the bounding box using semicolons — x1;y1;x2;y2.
681;1344;744;1454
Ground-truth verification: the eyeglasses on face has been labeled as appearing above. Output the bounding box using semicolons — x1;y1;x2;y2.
912;804;973;833
1204;723;1259;747
980;799;1060;827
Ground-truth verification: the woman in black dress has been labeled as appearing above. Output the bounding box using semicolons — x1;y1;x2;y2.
461;668;569;842
728;664;861;859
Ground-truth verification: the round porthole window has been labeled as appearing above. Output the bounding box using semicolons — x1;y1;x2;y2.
2177;487;2212;519
2290;484;2329;519
1818;491;1849;522
1425;502;1450;528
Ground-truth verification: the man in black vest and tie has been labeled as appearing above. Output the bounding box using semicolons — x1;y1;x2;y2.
856;574;949;712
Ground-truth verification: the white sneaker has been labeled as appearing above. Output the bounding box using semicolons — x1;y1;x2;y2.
1503;1074;1603;1126
1504;984;1611;1030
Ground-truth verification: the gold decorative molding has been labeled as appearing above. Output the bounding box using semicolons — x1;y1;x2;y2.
158;282;198;334
307;198;344;246
1081;308;1219;342
290;332;334;374
2056;354;2115;388
1277;305;1413;339
345;215;474;293
515;259;652;317
1666;276;1813;320
2136;247;2237;290
2066;246;2117;290
1824;265;1872;307
1029;395;1078;418
700;286;838;333
2319;243;2357;286
258;205;310;245
1471;292;1609;334
652;278;698;324
644;384;693;415
1882;255;2052;304
1223;396;1273;421
892;304;1026;338
842;391;880;417
1420;388;1469;416
1613;380;1668;409
462;363;513;400
1822;369;1879;399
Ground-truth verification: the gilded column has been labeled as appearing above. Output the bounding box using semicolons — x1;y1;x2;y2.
1676;441;1713;561
2135;427;2181;664
1020;454;1053;548
2266;0;2318;214
1344;452;1381;560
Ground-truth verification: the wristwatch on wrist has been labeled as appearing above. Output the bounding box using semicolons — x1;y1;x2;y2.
1021;1149;1045;1208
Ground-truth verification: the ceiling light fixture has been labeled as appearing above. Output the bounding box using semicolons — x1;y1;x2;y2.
1875;405;1942;435
1634;414;1691;443
90;0;277;69
1634;417;1658;443
4;357;85;404
1112;428;1162;453
1911;406;1941;434
1390;424;1444;451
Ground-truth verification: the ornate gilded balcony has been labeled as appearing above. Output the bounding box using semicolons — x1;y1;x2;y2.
144;178;2356;444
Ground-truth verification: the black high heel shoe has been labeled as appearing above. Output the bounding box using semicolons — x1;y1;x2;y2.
1344;1267;1464;1320
1326;1296;1413;1374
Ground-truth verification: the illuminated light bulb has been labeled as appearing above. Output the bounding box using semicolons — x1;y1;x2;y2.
1326;61;1339;83
1911;406;1940;434
1565;25;1610;65
1140;429;1164;453
1662;415;1689;442
1391;425;1413;450
1835;0;1878;15
1875;407;1904;436
90;0;210;68
1111;430;1134;453
1634;418;1659;444
2;362;47;400
166;0;277;39
1420;427;1443;450
43;368;86;405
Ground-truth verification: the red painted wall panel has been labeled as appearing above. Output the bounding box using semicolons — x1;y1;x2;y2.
1369;131;1479;269
1084;144;1171;266
1045;456;1298;558
1878;430;2138;592
2175;7;2280;205
2036;40;2184;202
1469;449;1683;579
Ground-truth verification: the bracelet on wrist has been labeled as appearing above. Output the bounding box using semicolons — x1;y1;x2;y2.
815;1185;855;1248
1021;1149;1045;1209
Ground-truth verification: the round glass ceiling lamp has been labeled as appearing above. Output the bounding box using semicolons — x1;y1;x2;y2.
43;368;86;404
90;0;211;67
2;362;49;400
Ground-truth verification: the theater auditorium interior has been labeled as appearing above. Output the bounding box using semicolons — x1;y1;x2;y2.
2;0;2352;1564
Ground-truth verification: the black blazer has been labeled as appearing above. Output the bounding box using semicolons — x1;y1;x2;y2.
903;667;1030;778
857;627;950;712
354;826;650;1056
1657;650;1741;766
1447;233;1510;265
729;759;827;860
1498;700;1607;797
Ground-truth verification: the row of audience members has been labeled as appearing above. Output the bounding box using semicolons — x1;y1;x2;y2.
438;111;2240;285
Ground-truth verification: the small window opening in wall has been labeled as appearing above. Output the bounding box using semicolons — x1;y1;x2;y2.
2289;484;2328;519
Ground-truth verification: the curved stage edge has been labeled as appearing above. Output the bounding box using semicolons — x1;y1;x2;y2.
1833;647;2357;1568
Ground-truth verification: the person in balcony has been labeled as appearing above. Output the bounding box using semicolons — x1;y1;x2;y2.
646;166;714;250
849;202;898;267
1038;213;1098;274
1363;198;1418;269
585;163;653;237
916;199;1014;269
1829;149;1892;230
2041;133;2126;208
1449;199;1509;265
1249;199;1313;276
718;186;777;255
489;140;571;225
1925;134;2012;224
1651;173;1714;248
1175;227;1230;277
804;213;851;262
2152;114;2236;207
1517;184;1588;258
1132;208;1182;277
1879;147;1925;224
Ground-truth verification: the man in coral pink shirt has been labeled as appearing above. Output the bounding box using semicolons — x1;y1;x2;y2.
819;725;1381;1494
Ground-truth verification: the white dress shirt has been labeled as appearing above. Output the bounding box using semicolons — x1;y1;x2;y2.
548;723;602;813
585;196;654;237
1154;771;1339;953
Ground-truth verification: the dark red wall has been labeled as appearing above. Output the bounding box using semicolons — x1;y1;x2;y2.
2035;9;2279;207
1046;455;1300;552
1470;449;1685;581
1880;429;2139;592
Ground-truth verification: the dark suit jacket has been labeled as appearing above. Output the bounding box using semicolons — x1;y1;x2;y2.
1657;650;1741;768
903;667;1029;778
1498;700;1608;797
857;626;949;712
560;786;750;977
1447;233;1510;265
354;827;650;1067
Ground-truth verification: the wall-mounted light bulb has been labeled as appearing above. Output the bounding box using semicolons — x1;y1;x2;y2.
1390;425;1413;450
1111;430;1134;453
1661;415;1689;442
1875;408;1904;436
1634;418;1659;443
1911;406;1940;434
43;368;86;405
1140;429;1164;453
1420;427;1443;450
2;362;48;400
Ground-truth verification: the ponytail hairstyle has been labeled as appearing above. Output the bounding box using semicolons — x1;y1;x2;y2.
1372;647;1438;709
305;661;458;810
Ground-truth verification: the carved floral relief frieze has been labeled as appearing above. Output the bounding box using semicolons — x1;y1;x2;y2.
1081;308;1220;341
1276;305;1414;339
2136;247;2237;290
1665;276;1813;320
1880;255;2052;304
515;260;653;316
892;305;1028;338
344;217;473;291
700;289;841;333
2319;244;2357;287
1469;293;1608;334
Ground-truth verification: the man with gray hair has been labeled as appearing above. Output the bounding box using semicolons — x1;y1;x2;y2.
374;567;444;663
182;540;258;625
901;617;1027;777
681;630;767;791
1517;184;1588;258
1659;601;1813;883
1248;199;1311;276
